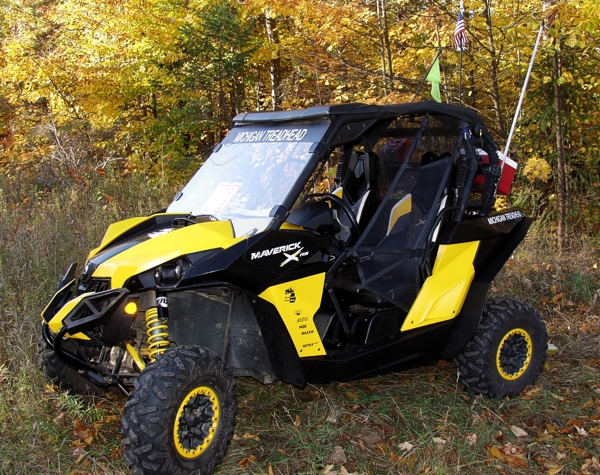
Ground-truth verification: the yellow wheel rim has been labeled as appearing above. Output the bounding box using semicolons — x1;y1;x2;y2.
174;386;220;459
496;328;533;380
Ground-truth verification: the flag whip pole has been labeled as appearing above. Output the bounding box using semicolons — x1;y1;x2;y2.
457;0;465;105
459;48;463;105
502;21;545;165
411;48;442;102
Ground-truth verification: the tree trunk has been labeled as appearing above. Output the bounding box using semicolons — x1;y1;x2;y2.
553;45;567;252
482;0;506;137
265;10;282;110
376;0;393;94
434;23;448;103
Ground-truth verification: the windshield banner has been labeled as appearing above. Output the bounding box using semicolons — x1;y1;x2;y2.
224;122;330;145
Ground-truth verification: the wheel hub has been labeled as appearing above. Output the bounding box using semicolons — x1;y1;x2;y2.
174;386;220;458
496;328;533;380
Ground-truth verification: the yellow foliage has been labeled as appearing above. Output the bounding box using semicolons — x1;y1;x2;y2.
523;157;553;183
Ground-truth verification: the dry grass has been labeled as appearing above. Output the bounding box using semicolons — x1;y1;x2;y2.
0;177;598;475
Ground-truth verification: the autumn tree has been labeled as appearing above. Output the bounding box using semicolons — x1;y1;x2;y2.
0;0;598;240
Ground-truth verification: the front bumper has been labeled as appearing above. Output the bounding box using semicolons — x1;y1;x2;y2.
42;272;138;393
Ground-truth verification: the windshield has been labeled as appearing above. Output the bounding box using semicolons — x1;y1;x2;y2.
167;123;329;221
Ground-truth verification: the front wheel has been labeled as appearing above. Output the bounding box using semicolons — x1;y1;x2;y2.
454;298;548;398
122;346;237;475
36;331;101;395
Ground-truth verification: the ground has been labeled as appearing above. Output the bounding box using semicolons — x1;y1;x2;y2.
18;309;599;475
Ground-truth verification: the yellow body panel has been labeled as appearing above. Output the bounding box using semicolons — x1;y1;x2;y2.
88;213;185;259
259;274;327;357
95;220;240;288
280;222;303;231
401;241;480;331
48;292;94;339
388;194;412;234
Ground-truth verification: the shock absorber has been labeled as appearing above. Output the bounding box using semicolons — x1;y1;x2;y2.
145;291;170;362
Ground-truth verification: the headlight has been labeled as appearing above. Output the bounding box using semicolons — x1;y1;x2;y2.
81;262;99;284
154;258;189;287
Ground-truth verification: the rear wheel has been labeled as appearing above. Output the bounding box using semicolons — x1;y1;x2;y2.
454;298;548;398
122;346;237;475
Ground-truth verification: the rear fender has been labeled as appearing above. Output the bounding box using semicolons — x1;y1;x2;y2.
440;216;533;359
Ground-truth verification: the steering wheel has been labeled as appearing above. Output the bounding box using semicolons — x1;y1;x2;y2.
301;193;360;245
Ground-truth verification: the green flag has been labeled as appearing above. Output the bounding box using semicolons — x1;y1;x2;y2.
426;56;442;103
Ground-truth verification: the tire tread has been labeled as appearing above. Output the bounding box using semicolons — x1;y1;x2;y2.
454;297;548;398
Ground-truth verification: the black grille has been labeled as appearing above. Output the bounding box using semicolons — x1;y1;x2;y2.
83;278;111;293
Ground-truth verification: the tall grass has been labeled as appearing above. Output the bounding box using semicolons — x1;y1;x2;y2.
0;173;598;475
0;171;173;474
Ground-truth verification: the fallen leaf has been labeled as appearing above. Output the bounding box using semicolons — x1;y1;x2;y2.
546;343;559;355
488;445;504;460
359;430;383;446
502;442;516;455
358;438;365;452
72;428;89;440
582;457;600;471
324;446;347;465
432;437;447;445
576;427;588;437
109;446;123;460
53;413;68;428
242;432;260;441
506;455;528;468
510;425;528;438
568;420;584;426
72;447;85;458
326;411;339;423
375;441;387;453
294;415;301;427
522;386;541;399
238;455;257;467
466;433;478;446
546;467;563;475
398;441;414;452
267;462;275;475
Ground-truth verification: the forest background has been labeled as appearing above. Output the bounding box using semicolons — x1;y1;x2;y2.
1;0;600;474
1;0;599;239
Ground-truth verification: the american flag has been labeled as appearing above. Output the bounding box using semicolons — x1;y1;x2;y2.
453;11;469;50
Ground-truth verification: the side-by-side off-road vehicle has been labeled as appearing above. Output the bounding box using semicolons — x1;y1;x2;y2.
38;102;547;475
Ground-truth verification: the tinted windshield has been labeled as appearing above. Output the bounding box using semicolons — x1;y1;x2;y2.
167;122;329;220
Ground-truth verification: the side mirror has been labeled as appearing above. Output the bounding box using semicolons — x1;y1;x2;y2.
286;199;340;235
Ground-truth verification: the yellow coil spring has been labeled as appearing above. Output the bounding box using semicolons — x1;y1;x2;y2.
145;307;170;362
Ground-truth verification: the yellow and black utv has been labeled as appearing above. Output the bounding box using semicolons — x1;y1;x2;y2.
38;102;547;475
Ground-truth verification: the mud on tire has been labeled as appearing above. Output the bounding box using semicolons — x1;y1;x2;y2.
454;298;548;398
36;334;100;395
122;346;237;475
